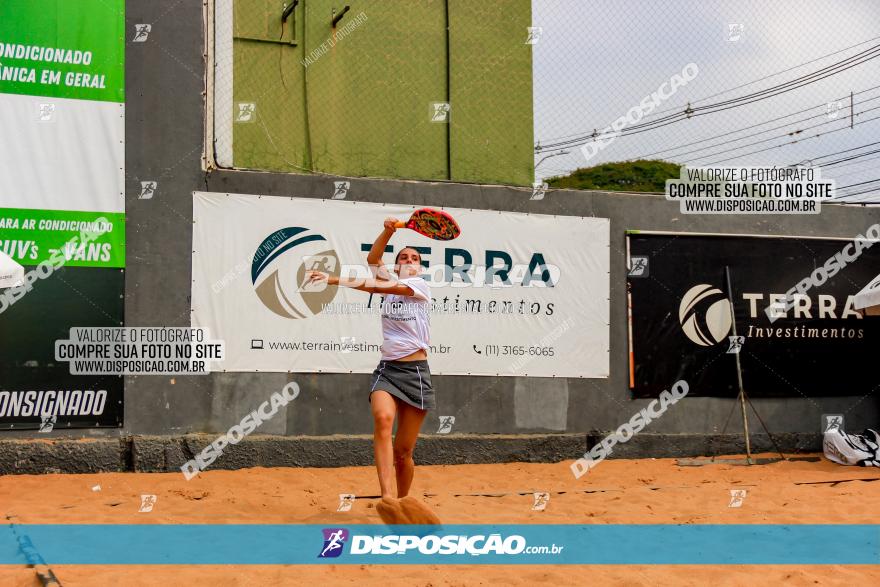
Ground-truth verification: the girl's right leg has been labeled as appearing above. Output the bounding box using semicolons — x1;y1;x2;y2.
370;390;398;499
392;401;428;498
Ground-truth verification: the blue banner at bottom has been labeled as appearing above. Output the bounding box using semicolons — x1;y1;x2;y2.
1;525;878;565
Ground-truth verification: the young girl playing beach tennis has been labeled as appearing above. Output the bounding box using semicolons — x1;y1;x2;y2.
305;217;439;524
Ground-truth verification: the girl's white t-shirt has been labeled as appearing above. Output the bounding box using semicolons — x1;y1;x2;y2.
379;277;431;360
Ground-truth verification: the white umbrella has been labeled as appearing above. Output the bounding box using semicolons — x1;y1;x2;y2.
854;273;880;316
0;250;24;289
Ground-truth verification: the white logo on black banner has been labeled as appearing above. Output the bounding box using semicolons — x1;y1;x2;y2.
38;414;56;433
628;256;649;277
726;336;744;354
679;284;732;346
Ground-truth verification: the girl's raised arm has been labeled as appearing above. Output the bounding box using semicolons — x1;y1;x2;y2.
367;217;398;280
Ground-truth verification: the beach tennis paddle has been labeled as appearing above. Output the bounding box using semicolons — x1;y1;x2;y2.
366;208;461;309
395;208;461;241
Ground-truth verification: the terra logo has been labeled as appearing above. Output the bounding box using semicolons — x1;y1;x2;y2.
679;284;732;346
251;227;340;319
318;528;349;558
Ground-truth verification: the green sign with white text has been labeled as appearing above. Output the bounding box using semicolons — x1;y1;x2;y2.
0;0;125;270
0;0;125;102
0;0;126;430
0;208;124;268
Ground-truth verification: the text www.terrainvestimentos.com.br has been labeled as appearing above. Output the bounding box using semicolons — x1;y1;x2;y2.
263;340;453;354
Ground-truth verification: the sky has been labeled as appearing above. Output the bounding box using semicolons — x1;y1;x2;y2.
531;0;880;203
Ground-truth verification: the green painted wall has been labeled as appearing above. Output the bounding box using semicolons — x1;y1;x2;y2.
232;0;308;172
448;1;534;186
230;0;533;185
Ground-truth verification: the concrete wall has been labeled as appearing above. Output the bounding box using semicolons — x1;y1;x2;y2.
2;0;878;472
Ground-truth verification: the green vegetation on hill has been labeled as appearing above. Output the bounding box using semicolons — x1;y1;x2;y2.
546;160;680;192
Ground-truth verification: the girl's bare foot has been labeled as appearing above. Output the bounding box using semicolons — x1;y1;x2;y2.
398;496;441;525
376;496;408;524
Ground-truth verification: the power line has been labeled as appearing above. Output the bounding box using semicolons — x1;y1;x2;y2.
787;139;880;166
830;186;880;200
536;43;880;152
648;91;880;162
628;85;880;162
836;177;880;190
826;154;880;177
687;106;880;165
696;113;880;166
820;146;880;168
537;34;880;145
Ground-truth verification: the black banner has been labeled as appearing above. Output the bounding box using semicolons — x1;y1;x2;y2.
0;266;124;430
627;231;880;398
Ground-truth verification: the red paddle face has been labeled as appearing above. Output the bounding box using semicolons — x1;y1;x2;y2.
404;208;461;241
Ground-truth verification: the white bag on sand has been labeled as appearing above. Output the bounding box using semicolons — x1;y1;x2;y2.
823;427;880;467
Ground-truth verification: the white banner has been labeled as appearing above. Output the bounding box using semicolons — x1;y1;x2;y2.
192;191;609;377
0;93;124;214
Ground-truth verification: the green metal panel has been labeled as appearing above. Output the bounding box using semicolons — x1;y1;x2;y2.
448;0;534;186
302;0;447;179
233;0;308;172
230;0;533;185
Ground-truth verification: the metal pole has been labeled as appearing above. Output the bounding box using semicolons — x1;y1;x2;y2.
444;0;451;180
724;265;752;463
534;150;570;169
301;0;313;171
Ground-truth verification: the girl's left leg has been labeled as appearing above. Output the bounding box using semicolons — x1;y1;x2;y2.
392;399;428;498
370;390;398;499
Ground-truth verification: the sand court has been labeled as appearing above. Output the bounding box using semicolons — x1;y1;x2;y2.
1;455;878;585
